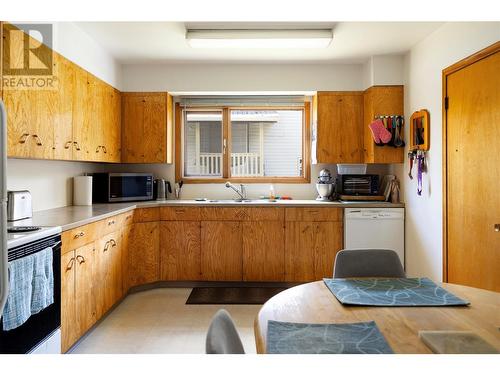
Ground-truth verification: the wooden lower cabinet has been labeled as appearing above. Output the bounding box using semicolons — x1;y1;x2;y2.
201;221;242;281
95;231;122;319
127;222;160;287
285;221;343;282
61;242;97;353
242;222;285;281
160;221;201;281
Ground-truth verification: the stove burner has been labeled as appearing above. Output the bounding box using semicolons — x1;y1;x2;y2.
7;226;42;233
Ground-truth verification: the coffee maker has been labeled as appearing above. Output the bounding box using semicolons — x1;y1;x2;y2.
316;169;335;201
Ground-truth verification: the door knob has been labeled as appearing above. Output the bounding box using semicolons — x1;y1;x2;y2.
495;224;500;232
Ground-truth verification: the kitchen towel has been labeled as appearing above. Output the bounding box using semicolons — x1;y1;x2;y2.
323;277;469;307
2;248;54;331
266;320;393;354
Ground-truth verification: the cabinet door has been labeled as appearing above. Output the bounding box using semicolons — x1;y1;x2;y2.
242;222;285;281
143;94;167;163
61;250;77;353
108;88;121;162
285;221;343;282
121;225;132;293
201;221;242;281
72;67;92;160
317;92;363;163
52;54;75;161
95;231;122;318
160;221;201;281
87;76;106;162
128;222;160;287
74;243;97;337
121;94;144;162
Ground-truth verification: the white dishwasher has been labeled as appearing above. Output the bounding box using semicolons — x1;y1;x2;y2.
344;208;405;268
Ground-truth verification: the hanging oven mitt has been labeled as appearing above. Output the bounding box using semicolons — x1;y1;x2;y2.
369;119;392;145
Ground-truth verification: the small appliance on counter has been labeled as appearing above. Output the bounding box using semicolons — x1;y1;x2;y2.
336;174;385;201
92;173;154;203
153;178;172;201
316;169;335;201
7;190;33;221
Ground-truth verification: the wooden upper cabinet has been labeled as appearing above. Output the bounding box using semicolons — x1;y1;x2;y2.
316;92;364;163
363;85;404;163
121;92;173;163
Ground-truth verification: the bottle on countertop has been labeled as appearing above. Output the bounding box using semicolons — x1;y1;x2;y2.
269;184;276;201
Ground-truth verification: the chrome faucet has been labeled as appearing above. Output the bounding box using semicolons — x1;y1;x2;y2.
225;182;247;201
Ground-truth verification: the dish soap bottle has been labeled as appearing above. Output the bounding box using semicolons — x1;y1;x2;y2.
269;184;276;201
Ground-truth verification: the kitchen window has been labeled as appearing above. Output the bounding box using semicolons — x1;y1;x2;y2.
176;100;311;183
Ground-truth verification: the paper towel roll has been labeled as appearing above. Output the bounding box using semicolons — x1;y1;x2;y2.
73;176;93;206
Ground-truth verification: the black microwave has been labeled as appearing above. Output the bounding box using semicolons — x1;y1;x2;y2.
92;173;154;203
336;174;380;196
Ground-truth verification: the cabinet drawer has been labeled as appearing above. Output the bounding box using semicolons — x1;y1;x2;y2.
62;222;98;254
122;210;134;227
160;207;201;221
99;214;123;236
285;207;343;222
134;208;160;223
200;207;284;221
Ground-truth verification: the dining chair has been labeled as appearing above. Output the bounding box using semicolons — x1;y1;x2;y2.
333;249;406;278
206;309;245;354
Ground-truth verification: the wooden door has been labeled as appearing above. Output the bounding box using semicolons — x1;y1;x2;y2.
242;221;285;281
285;221;343;282
52;53;75;160
160;221;201;281
61;250;77;352
72;67;92;160
128;222;160;287
121;94;145;162
316;92;363;163
87;76;105;162
446;47;500;292
143;94;167;163
201;221;242;281
74;243;96;337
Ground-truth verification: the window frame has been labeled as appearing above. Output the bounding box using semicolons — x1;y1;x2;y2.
175;103;311;184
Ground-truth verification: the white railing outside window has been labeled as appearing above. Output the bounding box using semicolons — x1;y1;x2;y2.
194;152;264;176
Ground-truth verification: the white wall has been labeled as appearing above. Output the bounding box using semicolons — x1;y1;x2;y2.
6;22;121;212
362;55;405;89
122;63;364;92
395;22;500;281
6;159;102;212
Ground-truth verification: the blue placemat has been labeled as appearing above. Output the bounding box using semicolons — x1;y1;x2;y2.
323;277;470;307
266;320;393;354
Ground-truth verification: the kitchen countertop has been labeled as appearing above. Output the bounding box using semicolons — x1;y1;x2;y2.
14;200;405;232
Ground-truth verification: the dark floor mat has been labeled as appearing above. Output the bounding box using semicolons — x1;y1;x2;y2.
186;287;287;305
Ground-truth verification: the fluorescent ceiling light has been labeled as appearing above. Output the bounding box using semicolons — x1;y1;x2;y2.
186;29;333;49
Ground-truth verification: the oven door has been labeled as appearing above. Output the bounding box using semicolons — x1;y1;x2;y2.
0;235;61;354
109;173;153;202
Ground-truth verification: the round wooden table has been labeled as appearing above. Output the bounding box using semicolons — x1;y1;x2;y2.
254;281;500;353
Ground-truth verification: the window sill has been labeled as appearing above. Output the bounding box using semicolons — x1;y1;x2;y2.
178;177;311;184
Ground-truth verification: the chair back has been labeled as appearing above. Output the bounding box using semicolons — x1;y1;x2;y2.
333;249;406;278
206;309;245;354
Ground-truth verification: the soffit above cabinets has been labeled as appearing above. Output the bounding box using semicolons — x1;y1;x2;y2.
75;22;443;64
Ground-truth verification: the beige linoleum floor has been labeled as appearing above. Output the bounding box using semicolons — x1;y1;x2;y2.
71;288;261;354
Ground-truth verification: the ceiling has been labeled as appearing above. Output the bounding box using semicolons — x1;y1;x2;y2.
76;22;443;64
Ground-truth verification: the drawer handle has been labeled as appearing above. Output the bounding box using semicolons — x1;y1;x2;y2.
19;133;30;144
108;220;115;225
102;146;108;154
73;141;81;151
109;239;117;247
32;134;43;146
74;231;85;239
66;258;75;271
126;214;132;220
76;255;86;264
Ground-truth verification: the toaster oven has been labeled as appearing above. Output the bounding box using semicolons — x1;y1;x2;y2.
336;174;380;196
